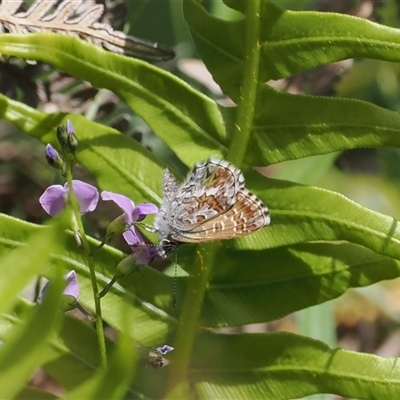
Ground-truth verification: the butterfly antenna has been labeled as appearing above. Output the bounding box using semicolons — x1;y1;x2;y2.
172;252;178;307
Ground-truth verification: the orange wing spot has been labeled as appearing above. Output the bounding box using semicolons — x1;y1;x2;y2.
196;214;206;223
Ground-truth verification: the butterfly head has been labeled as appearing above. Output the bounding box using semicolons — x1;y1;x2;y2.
157;238;179;258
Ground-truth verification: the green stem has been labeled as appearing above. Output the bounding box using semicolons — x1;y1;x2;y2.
226;0;262;166
99;275;118;298
65;167;107;368
167;0;262;395
166;244;218;398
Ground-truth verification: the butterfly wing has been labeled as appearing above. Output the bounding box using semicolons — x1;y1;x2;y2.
168;158;268;242
176;189;270;242
154;169;180;240
162;169;179;202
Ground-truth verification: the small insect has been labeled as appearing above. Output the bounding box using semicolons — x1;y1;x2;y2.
154;156;270;257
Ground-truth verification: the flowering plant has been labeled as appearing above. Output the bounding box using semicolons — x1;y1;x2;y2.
36;120;171;372
3;1;400;399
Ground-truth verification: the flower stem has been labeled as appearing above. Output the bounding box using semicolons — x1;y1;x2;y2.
65;167;107;367
99;275;118;298
76;302;96;322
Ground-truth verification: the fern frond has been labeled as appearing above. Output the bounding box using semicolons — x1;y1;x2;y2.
0;0;175;62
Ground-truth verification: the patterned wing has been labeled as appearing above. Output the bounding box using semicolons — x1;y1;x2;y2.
169;157;249;242
176;189;270;242
153;169;180;240
162;169;179;201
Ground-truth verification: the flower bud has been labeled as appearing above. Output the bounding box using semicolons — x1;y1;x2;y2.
116;253;143;278
106;214;130;241
90;214;129;256
60;294;79;312
56;120;78;165
45;144;64;172
98;253;143;297
56;125;69;153
66;119;79;154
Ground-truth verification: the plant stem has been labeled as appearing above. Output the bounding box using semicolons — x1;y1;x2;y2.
65;167;107;368
167;0;262;395
226;0;262;166
166;244;218;398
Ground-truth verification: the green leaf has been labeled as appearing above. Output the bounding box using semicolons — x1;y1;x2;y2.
0;214;66;315
0;97;164;204
233;170;400;260
272;153;339;185
0;299;169;399
3;297;400;400
65;332;136;400
199;242;400;327
247;86;400;166
185;0;400;100
191;331;400;399
0;274;64;399
0;34;227;166
183;0;400;167
0;214;176;346
4;172;400;330
15;387;58;400
7;77;400;172
3;170;400;332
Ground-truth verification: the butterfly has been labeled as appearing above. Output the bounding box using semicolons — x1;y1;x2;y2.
153;157;270;257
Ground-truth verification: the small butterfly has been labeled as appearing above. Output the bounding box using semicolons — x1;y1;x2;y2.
154;157;270;257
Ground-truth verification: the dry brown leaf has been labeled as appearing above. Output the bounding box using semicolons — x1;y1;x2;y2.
0;0;175;62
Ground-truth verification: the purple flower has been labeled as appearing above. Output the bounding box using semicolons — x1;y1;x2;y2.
130;244;159;265
40;180;99;217
38;270;79;311
100;191;158;246
62;270;80;299
38;271;94;319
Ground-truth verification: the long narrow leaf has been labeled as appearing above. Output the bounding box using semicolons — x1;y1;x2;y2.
0;214;66;315
191;331;400;399
185;0;400;99
0;34;227;165
0;275;64;399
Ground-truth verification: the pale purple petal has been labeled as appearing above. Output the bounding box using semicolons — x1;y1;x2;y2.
123;227;145;246
131;245;155;265
101;191;135;224
63;270;79;300
45;144;59;160
123;228;160;264
132;203;159;222
37;270;79;304
69;180;99;213
66;119;75;135
40;180;98;217
39;185;67;217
